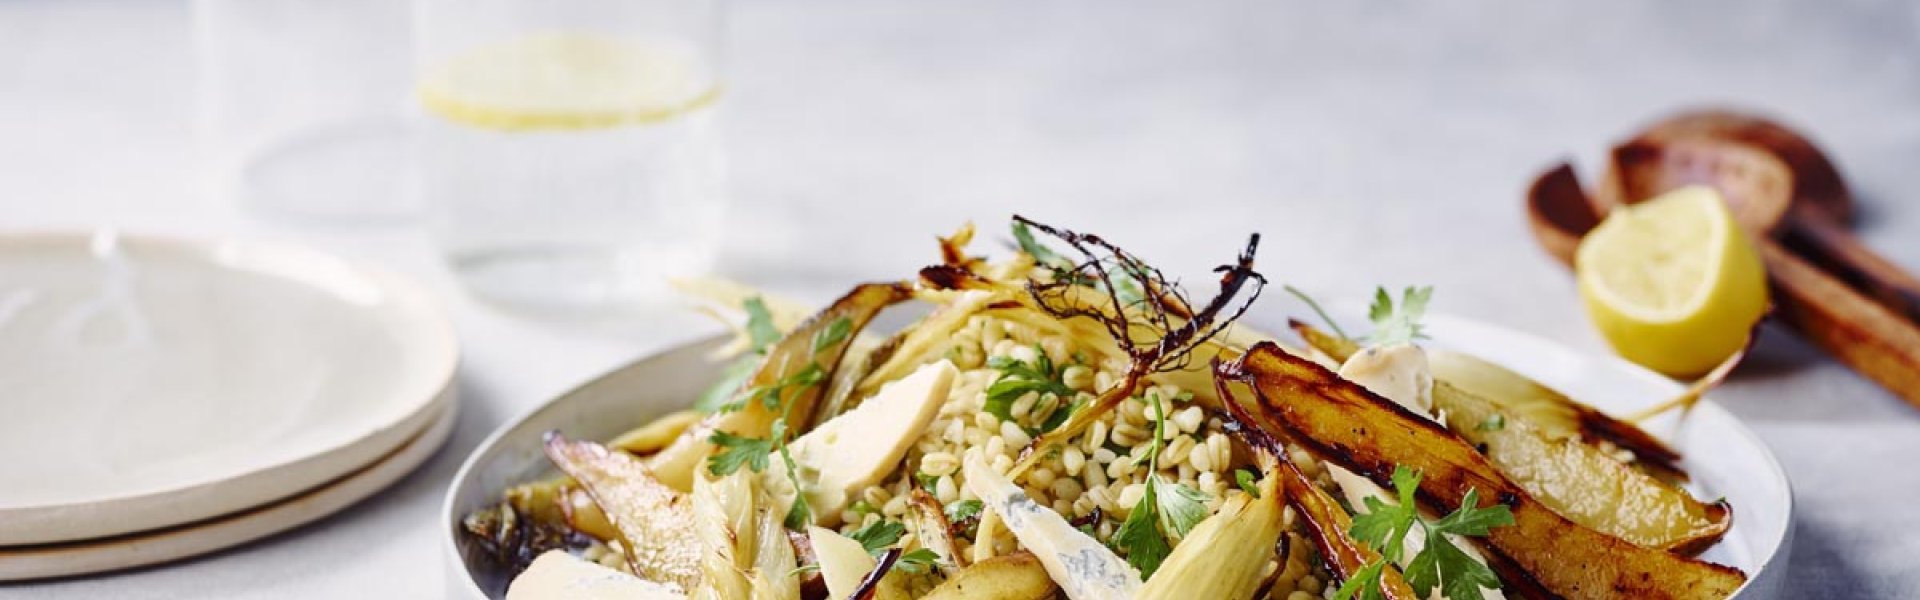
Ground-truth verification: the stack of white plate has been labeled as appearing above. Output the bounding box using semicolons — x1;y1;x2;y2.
0;232;458;580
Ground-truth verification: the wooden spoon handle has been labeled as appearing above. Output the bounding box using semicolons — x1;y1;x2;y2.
1779;207;1920;325
1760;241;1920;406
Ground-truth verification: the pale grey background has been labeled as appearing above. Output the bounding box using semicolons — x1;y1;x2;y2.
2;0;1917;597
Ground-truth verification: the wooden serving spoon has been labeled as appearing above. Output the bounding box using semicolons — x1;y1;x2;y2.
1611;111;1920;324
1526;112;1920;409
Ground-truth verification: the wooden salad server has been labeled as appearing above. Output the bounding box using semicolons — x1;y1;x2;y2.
1525;110;1920;408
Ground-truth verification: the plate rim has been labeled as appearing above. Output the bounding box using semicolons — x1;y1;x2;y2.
0;231;461;545
0;399;458;581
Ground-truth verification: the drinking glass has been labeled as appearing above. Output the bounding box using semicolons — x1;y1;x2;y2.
194;0;418;222
413;0;727;312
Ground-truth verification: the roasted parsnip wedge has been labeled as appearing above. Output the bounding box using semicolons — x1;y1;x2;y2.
1426;349;1682;474
1290;322;1730;552
1292;321;1682;474
1218;343;1747;599
920;553;1056;600
649;283;914;491
1221;412;1422;600
1432;379;1730;554
545;433;702;592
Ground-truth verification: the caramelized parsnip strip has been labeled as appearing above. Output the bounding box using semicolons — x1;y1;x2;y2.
1290;322;1729;553
1217;399;1422;600
1218;344;1746;600
1291;321;1682;474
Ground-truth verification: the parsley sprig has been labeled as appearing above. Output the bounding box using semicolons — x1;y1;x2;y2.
846;519;943;574
1109;393;1211;578
1333;466;1514;600
701;307;855;530
693;297;783;414
1366;286;1433;347
984;345;1078;432
1283;285;1434;348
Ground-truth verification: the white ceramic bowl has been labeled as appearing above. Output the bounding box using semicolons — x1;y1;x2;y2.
442;314;1792;599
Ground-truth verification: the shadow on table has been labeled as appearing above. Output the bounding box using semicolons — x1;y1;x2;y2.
1780;516;1885;599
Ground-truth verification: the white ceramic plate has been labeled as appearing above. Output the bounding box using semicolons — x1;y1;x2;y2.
0;231;458;545
0;401;457;581
442;314;1792;599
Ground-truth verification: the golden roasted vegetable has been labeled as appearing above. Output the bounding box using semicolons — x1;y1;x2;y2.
1218;343;1747;599
612;410;705;456
1293;321;1682;474
649;283;914;491
545;433;703;592
905;490;966;574
1433;379;1730;553
690;471;755;599
1427;349;1682;473
1138;469;1285;600
808;527;908;600
749;499;800;600
1291;322;1729;552
919;553;1056;600
1227;419;1420;600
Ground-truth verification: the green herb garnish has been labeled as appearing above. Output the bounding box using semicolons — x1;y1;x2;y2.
984;346;1074;425
847;520;906;553
1366;286;1433;347
1333;465;1514;600
894;548;942;574
1235;468;1262;498
704;430;774;476
944;499;983;523
693;296;785;414
1110;392;1209;577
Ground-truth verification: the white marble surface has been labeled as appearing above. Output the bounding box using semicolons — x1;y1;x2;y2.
3;0;1918;597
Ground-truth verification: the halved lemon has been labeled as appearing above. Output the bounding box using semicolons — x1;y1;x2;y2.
1576;186;1769;377
418;32;720;131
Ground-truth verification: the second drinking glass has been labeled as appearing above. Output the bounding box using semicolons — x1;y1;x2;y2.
414;0;726;312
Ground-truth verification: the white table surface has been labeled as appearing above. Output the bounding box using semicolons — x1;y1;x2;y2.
3;0;1918;597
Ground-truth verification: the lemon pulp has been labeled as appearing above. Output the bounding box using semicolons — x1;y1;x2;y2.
418;32;720;131
1575;186;1769;377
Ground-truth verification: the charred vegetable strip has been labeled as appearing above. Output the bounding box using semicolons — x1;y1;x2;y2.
1217;344;1747;599
1290;322;1730;552
1432;379;1730;554
1218;386;1423;600
1292;321;1682;474
649;282;914;491
544;433;703;592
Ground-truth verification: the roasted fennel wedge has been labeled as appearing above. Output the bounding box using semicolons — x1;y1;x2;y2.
648;282;914;491
545;433;703;592
1292;322;1729;553
1218;343;1746;599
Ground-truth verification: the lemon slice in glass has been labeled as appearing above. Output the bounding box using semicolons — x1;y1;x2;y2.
418;32;720;131
1576;186;1769;377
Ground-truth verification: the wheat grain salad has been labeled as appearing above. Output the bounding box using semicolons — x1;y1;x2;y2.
462;217;1748;600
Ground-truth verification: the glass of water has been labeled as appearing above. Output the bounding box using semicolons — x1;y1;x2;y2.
413;0;726;313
